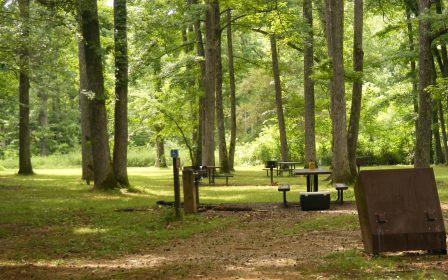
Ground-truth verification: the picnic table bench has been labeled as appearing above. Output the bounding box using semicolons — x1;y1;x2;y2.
214;173;233;186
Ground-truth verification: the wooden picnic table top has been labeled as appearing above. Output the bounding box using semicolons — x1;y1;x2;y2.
205;166;221;169
278;161;301;164
293;168;332;175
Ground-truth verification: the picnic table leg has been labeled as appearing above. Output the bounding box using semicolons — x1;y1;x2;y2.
306;175;311;192
314;174;318;192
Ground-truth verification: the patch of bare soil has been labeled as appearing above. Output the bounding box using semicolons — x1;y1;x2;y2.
0;202;364;279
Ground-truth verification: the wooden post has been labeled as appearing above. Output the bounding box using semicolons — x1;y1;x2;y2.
182;168;197;214
171;149;180;217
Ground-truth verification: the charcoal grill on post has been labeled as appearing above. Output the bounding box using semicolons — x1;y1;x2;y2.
355;168;447;255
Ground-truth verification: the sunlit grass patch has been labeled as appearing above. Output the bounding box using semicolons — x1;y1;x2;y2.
319;249;447;279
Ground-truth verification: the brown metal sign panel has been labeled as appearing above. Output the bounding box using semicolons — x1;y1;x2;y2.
355;168;446;254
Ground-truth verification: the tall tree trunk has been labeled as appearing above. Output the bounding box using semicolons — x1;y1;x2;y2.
226;9;237;171
79;0;117;190
37;91;49;156
213;2;229;173
433;0;448;164
77;34;94;183
303;0;316;166
430;56;444;164
432;101;445;164
270;35;289;162
191;0;205;166
414;0;433;168
113;0;129;187
182;27;199;166
347;0;364;176
325;0;351;183
202;0;216;166
406;7;419;136
438;100;448;164
18;0;33;175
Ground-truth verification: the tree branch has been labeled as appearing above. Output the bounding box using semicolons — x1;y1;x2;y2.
157;107;195;163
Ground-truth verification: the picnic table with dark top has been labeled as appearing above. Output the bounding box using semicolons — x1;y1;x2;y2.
293;168;332;192
278;161;301;176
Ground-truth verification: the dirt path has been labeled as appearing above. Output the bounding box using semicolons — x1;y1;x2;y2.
1;202;363;279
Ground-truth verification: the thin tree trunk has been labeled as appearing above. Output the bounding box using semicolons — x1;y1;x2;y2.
226;9;237;171
213;2;229;173
432;101;445;164
325;0;351;183
77;34;93;183
182;27;199;166
415;0;433;168
18;0;33;175
152;59;168;168
303;0;316;166
191;0;205;166
438;100;448;164
347;0;364;176
79;0;117;190
406;8;419;136
155;134;167;167
113;0;129;187
430;54;444;164
202;0;216;166
270;35;289;162
37;91;49;156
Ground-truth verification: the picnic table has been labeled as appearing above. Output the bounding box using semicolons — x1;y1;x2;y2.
278;161;301;176
293;168;332;192
205;166;220;184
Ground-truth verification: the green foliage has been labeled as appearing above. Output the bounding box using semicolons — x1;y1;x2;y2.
2;0;448;169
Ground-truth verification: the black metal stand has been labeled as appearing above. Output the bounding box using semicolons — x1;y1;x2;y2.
282;191;288;207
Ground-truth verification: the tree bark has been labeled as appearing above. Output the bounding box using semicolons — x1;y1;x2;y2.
213;2;229;173
270;35;289;162
202;0;216;166
325;0;351;183
18;0;33;175
438;100;448;164
79;0;117;190
191;0;205;166
37;91;49;156
433;0;448;164
347;0;364;177
406;7;419;136
226;9;237;171
77;33;94;183
155;134;167;167
303;0;316;166
414;0;433;168
432;101;445;164
112;0;129;187
152;59;168;168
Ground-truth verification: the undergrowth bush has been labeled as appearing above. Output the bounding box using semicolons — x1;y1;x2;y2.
0;146;159;169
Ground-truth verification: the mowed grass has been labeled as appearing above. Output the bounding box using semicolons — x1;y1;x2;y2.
1;165;448;278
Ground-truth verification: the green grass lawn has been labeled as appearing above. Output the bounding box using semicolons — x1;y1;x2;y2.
1;165;448;279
